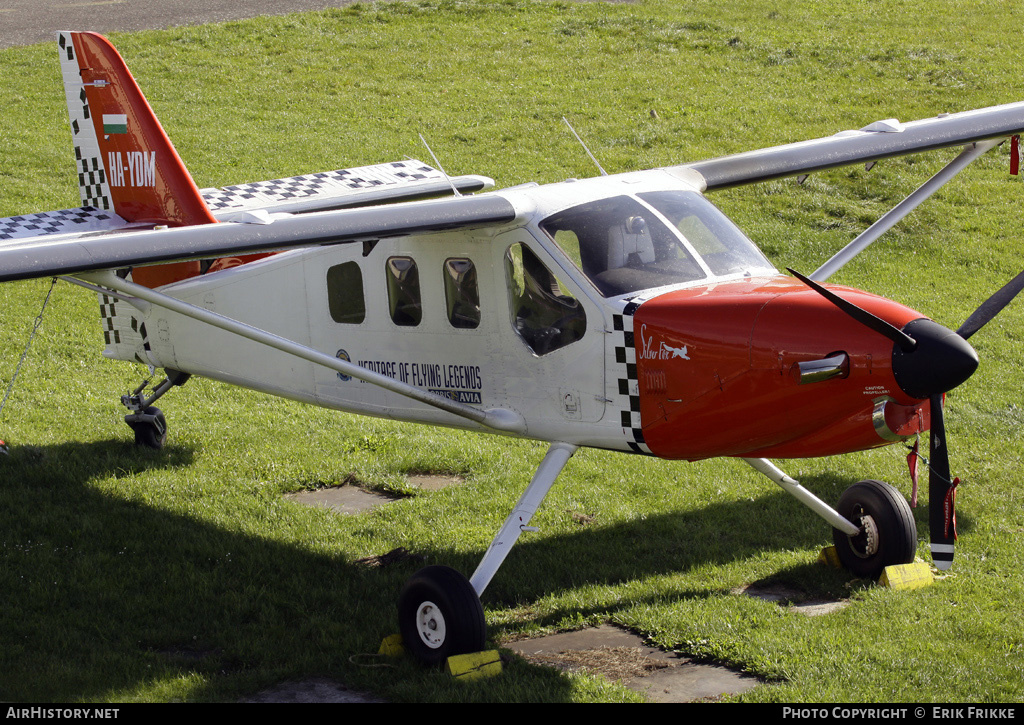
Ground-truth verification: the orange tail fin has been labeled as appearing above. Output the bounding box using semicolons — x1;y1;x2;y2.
59;31;217;285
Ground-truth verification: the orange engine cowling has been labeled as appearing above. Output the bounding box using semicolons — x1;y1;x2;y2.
633;276;931;460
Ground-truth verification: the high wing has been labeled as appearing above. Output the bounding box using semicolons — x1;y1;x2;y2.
669;101;1024;283
0;194;517;283
675;101;1024;190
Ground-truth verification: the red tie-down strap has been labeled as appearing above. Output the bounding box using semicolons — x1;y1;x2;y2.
906;438;920;507
945;477;960;540
1011;135;1020;176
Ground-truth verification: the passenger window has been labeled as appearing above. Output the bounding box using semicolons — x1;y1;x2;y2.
505;243;586;355
386;256;422;326
326;262;365;324
444;258;481;329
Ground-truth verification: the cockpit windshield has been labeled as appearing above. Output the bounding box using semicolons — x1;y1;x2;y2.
539;191;775;297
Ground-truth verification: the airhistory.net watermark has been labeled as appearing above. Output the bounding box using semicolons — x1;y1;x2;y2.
6;709;119;720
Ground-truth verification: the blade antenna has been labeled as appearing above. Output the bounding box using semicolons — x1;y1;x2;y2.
563;117;608;177
418;133;462;197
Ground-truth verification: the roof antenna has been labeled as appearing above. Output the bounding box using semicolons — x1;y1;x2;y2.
418;133;462;197
563;117;608;176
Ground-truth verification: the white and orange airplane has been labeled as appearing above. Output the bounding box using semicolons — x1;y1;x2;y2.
2;31;1023;665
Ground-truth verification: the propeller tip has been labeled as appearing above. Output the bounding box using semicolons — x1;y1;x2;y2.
930;542;954;570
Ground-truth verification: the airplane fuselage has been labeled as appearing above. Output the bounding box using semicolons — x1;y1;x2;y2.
99;168;931;460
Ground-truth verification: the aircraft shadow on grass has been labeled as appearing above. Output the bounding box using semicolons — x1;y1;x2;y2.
422;471;964;612
0;439;389;700
0;441;962;700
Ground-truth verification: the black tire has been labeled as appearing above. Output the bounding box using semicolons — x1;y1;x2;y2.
129;406;167;450
398;565;486;666
832;479;917;579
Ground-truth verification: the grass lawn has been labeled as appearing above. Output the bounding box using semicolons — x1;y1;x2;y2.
0;0;1022;702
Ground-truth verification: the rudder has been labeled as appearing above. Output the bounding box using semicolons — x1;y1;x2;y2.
58;31;216;286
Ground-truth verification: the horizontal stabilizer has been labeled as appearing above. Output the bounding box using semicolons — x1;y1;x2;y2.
2;158;494;245
202;159;493;217
1;208;136;241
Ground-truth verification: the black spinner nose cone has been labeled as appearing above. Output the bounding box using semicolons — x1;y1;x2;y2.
892;318;979;400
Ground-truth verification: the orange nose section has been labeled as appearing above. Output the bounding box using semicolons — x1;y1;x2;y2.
631;277;930;460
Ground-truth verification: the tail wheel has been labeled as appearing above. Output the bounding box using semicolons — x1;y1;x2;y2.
832;479;917;579
398;565;485;666
127;406;167;450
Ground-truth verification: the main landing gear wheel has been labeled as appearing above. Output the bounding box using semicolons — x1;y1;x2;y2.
832;479;916;579
126;406;167;450
398;565;486;666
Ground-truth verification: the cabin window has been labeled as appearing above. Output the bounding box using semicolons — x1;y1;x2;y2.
326;262;365;324
505;243;586;355
444;258;481;329
386;256;422;326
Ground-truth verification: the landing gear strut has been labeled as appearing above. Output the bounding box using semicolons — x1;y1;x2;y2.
744;458;917;578
122;369;190;449
397;442;578;666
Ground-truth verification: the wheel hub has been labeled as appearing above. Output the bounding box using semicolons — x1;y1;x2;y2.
414;600;446;649
850;511;880;558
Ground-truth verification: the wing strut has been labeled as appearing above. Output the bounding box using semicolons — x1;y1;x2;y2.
811;139;1002;281
76;271;526;435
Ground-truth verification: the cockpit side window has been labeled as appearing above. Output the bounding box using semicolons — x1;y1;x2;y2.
505;243;586;355
637;191;775;277
540;195;705;297
327;261;365;324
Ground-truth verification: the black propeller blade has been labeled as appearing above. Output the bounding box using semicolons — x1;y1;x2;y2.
956;268;1024;340
787;268;917;352
927;393;957;571
929;267;1024;569
787;268;979;399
